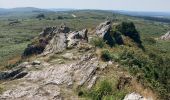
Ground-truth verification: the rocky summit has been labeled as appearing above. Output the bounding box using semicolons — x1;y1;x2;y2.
0;21;154;100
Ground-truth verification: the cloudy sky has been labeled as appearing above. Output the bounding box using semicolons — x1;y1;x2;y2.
0;0;170;12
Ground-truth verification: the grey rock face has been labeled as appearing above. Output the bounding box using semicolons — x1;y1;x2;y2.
124;92;152;100
32;60;41;65
43;32;67;55
96;21;111;38
67;29;88;48
62;53;74;60
0;53;99;100
160;31;170;40
42;24;70;55
0;67;26;80
96;21;114;46
0;82;62;100
39;27;57;38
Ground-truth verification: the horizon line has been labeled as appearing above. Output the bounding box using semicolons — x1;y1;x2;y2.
1;7;170;13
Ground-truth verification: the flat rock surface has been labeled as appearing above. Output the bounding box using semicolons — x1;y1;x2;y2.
0;52;98;100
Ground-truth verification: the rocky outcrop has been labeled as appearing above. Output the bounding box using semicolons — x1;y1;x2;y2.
124;92;152;100
23;24;88;56
67;29;88;48
42;31;67;55
96;20;111;38
0;67;27;80
0;52;99;100
96;20;115;46
160;31;170;40
43;28;88;55
22;27;58;57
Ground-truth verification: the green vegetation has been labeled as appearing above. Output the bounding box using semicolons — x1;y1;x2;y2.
0;9;170;99
90;37;106;48
101;49;113;61
115;22;141;44
94;21;170;99
80;80;127;100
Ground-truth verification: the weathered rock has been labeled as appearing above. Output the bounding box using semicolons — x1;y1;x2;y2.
96;21;114;46
23;24;70;57
67;29;88;48
160;31;170;40
96;21;111;38
39;27;57;38
99;63;108;70
87;75;98;89
58;23;70;33
0;83;62;100
124;92;152;100
42;25;72;55
13;71;28;79
0;67;26;80
73;56;98;86
25;53;98;87
62;53;74;60
0;53;98;99
22;43;46;57
32;60;41;65
43;32;67;55
18;62;29;68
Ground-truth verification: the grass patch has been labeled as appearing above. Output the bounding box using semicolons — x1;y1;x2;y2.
80;80;127;100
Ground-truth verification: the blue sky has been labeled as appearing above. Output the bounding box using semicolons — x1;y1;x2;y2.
0;0;170;12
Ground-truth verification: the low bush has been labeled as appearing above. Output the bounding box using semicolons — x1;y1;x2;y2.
101;50;113;61
116;22;142;44
116;46;170;99
81;80;127;100
90;37;106;48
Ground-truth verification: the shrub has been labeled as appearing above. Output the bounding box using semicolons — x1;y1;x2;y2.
90;37;106;48
101;50;113;61
81;80;127;100
88;80;113;100
111;30;124;45
116;22;142;44
36;14;45;19
116;46;170;99
57;16;64;19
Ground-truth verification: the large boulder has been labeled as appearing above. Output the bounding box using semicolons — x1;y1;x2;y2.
96;21;114;46
23;24;89;56
23;24;70;57
67;29;88;48
22;27;58;57
96;21;111;38
42;32;67;55
124;92;152;100
160;31;170;40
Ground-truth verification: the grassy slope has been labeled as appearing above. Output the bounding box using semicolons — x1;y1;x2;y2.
0;10;170;99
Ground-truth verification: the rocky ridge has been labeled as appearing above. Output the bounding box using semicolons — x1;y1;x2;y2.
0;21;153;100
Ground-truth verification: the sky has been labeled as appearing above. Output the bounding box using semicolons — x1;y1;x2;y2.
0;0;170;12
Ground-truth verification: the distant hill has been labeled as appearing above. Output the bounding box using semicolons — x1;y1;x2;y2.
0;7;51;16
0;7;49;13
114;10;170;18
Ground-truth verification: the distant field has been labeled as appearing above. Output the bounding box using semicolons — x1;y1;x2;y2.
0;10;170;68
